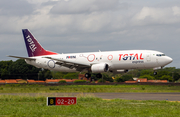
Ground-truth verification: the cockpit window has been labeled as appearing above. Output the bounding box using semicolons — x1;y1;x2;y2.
156;54;165;57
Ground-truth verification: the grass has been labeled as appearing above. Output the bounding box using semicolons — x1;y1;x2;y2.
0;95;179;117
0;84;180;116
0;84;180;93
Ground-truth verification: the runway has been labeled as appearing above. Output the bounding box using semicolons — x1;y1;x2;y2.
1;93;180;101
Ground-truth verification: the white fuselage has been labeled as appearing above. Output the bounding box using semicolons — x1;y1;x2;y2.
9;29;173;76
25;50;173;73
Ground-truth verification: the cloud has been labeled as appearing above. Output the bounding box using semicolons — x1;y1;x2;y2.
133;6;180;25
0;0;180;67
172;6;180;16
50;0;121;14
0;0;128;34
0;0;33;16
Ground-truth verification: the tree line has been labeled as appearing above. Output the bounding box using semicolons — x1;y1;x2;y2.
0;59;180;82
0;59;52;80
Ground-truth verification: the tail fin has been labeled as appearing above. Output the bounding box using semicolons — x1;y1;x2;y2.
22;29;58;57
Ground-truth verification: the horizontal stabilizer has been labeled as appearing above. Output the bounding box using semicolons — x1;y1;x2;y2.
7;55;36;60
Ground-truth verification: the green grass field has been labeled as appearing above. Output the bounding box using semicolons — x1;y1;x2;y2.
0;95;179;117
0;84;180;93
0;84;180;116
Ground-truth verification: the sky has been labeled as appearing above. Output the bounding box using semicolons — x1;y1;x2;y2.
0;0;180;68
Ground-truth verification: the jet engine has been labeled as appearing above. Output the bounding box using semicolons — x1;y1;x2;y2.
91;63;109;73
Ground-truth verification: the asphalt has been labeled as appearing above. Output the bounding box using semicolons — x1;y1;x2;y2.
1;93;180;101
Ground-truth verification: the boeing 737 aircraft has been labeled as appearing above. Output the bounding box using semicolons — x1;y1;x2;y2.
8;29;173;78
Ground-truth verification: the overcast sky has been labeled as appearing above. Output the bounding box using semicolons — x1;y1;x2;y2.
0;0;180;68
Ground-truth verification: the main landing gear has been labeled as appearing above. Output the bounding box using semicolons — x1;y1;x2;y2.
85;73;102;78
85;73;91;78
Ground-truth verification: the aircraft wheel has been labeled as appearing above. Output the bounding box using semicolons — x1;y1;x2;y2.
85;73;91;78
96;73;102;78
153;71;157;75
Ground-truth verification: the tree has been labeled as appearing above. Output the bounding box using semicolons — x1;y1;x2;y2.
160;75;172;82
102;73;113;82
169;72;180;81
139;69;153;76
44;70;52;79
163;67;176;73
0;60;13;79
38;69;53;80
51;71;67;79
127;69;140;77
8;59;40;79
38;71;43;80
121;74;133;81
114;77;124;82
1;68;9;79
139;75;155;80
154;71;170;80
63;72;79;79
98;79;106;83
114;74;133;82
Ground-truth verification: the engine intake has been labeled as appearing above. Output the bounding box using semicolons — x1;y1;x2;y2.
91;63;109;73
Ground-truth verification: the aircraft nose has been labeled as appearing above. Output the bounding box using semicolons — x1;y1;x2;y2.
158;56;173;66
165;56;173;65
167;56;173;63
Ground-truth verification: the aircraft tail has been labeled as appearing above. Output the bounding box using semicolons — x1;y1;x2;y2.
22;29;58;57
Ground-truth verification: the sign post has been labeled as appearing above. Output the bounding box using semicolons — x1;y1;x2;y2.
47;97;77;106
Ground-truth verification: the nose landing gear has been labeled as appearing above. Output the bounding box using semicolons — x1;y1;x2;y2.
153;71;157;75
85;73;103;78
153;67;162;75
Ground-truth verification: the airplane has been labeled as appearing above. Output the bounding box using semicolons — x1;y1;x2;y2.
8;29;173;78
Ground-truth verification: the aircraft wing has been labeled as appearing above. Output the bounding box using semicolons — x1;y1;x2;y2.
8;55;36;60
43;57;90;71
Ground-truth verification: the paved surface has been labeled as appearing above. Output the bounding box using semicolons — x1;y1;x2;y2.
1;93;180;101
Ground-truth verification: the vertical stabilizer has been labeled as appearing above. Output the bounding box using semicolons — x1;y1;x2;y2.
22;29;58;57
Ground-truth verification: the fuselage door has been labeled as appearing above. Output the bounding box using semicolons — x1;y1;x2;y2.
147;53;151;62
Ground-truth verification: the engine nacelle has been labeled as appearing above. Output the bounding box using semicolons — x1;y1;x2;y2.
91;63;109;73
